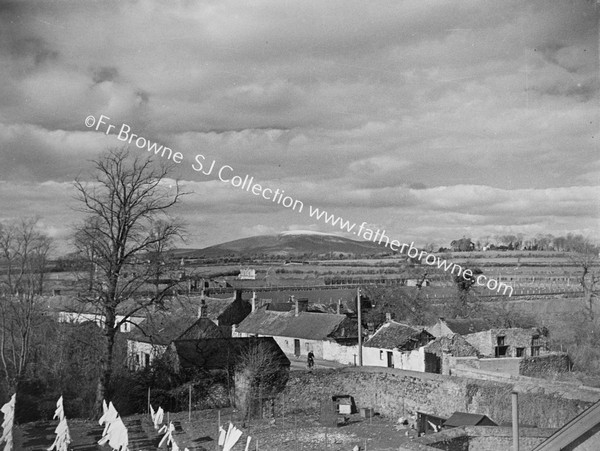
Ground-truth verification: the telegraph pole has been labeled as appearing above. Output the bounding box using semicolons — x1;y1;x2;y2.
357;287;363;366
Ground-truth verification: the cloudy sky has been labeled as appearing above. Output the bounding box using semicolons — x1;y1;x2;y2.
1;0;598;252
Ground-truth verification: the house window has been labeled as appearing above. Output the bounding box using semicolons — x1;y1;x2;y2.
531;335;541;356
495;335;508;357
516;348;524;357
380;350;384;360
144;353;150;368
305;343;310;351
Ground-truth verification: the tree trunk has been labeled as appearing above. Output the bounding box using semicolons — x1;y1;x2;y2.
94;308;116;416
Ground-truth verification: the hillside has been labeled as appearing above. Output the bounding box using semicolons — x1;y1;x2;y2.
174;231;390;258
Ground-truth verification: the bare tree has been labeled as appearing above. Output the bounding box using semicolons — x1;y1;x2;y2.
235;341;288;423
73;148;185;414
0;218;52;392
567;237;599;322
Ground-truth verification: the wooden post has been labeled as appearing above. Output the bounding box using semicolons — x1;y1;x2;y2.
357;287;363;366
215;410;221;451
188;384;192;421
147;387;150;414
512;392;519;451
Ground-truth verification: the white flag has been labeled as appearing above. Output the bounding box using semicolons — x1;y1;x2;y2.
218;426;226;446
48;396;71;451
0;394;15;451
223;422;242;451
158;422;185;450
154;407;164;430
98;401;128;450
150;405;164;430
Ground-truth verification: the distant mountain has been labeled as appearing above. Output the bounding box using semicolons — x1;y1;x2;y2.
175;231;391;258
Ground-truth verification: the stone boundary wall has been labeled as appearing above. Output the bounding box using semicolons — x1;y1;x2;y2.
282;366;599;429
450;366;600;401
520;353;572;377
406;426;555;451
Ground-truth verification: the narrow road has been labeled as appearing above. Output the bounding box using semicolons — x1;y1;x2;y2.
286;354;346;371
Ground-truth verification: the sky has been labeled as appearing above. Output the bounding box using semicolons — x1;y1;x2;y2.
0;0;598;253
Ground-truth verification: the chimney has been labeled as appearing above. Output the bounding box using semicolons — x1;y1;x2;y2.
385;312;392;322
251;292;257;312
293;296;299;316
198;297;207;318
234;289;242;302
337;299;342;315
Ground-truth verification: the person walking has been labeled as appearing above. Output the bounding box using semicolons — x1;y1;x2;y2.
307;350;315;370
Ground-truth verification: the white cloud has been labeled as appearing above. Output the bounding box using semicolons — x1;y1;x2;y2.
0;0;597;249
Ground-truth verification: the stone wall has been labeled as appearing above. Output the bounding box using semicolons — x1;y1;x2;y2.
410;426;554;451
282;366;597;429
520;352;572;377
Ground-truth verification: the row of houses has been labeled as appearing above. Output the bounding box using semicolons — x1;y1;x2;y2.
53;287;556;377
233;297;553;375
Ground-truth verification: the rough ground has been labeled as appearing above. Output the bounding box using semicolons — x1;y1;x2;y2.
16;406;421;451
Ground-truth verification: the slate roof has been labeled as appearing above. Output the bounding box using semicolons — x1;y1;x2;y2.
443;318;492;335
235;308;353;340
444;412;497;427
170;337;290;371
364;321;433;349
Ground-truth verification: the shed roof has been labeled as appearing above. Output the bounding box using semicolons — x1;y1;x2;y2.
444;412;497;427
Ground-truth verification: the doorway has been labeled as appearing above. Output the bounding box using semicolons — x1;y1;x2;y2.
387;351;394;368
